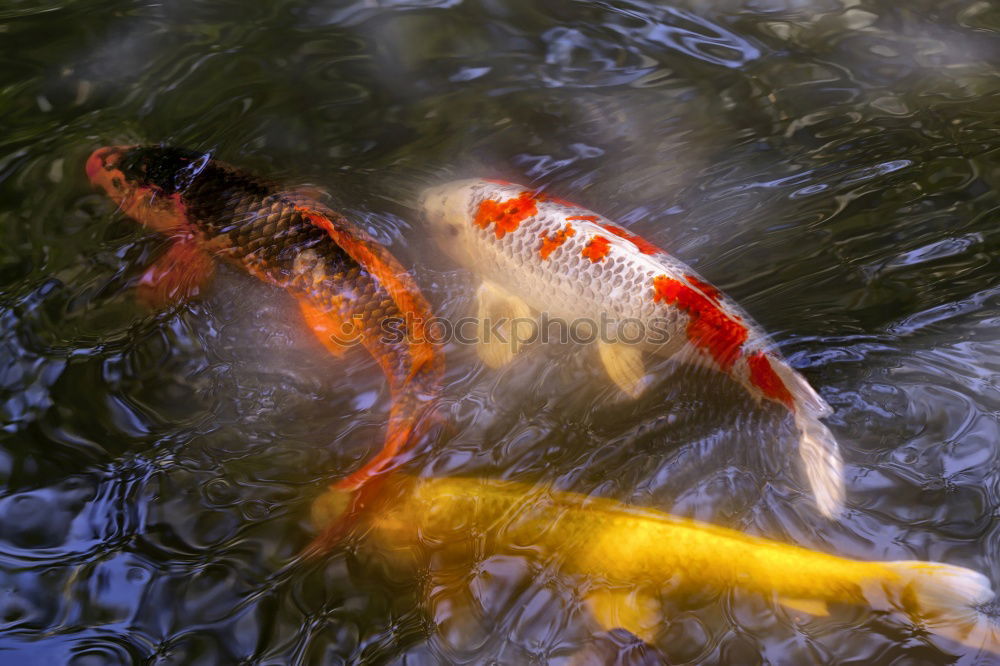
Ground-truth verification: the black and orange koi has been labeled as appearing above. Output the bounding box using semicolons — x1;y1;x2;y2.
87;145;443;549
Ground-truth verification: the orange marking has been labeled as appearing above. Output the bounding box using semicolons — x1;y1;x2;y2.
582;235;611;262
474;190;537;239
566;215;598;222
747;352;795;409
600;223;663;255
684;274;722;303
539;223;576;260
652;275;747;371
298;301;350;358
118;188;191;235
296;205;438;380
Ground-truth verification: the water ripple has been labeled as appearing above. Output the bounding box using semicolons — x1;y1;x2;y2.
0;0;999;662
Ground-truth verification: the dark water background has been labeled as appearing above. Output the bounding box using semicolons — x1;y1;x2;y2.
2;0;999;663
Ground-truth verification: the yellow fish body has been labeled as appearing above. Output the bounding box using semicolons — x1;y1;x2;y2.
314;475;999;656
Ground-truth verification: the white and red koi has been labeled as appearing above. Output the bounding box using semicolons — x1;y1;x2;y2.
420;179;844;518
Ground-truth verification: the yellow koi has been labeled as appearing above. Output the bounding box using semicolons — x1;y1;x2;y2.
314;475;999;656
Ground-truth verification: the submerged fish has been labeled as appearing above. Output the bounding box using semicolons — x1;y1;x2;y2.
420;179;843;518
317;474;999;656
86;145;443;519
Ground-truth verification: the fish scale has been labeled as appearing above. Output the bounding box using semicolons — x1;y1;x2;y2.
460;181;759;367
112;146;433;383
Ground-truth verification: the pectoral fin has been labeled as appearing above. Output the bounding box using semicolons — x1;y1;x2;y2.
598;341;648;398
298;301;355;358
584;587;662;643
858;578;892;613
137;236;215;309
777;596;830;617
475;281;535;368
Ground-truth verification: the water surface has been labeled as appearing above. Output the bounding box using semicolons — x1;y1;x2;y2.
1;0;999;663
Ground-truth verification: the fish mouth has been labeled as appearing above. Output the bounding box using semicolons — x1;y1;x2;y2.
420;183;474;252
417;185;441;216
85;145;134;185
86;145;139;210
420;184;460;228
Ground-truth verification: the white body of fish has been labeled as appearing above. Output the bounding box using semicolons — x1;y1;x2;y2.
421;178;844;517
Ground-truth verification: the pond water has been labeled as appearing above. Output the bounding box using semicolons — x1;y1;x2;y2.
2;0;999;663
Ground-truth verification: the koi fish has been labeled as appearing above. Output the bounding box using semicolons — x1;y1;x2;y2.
315;475;1000;656
420;180;843;518
86;145;443;529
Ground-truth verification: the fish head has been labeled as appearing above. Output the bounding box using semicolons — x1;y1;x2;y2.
419;179;482;263
86;145;210;233
309;487;353;532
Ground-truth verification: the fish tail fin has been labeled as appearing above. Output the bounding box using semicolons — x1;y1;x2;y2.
794;411;844;519
334;410;416;493
337;370;445;490
884;560;1000;655
304;391;432;556
305;411;416;556
769;361;845;519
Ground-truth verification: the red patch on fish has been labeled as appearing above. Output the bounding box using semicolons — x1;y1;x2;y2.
684;274;722;303
474;190;537;239
566;215;598;222
539;223;576;260
747;352;795;409
652;275;748;371
582;235;611;262
600;224;663;255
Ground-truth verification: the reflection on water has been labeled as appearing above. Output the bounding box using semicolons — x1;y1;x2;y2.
1;0;999;663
